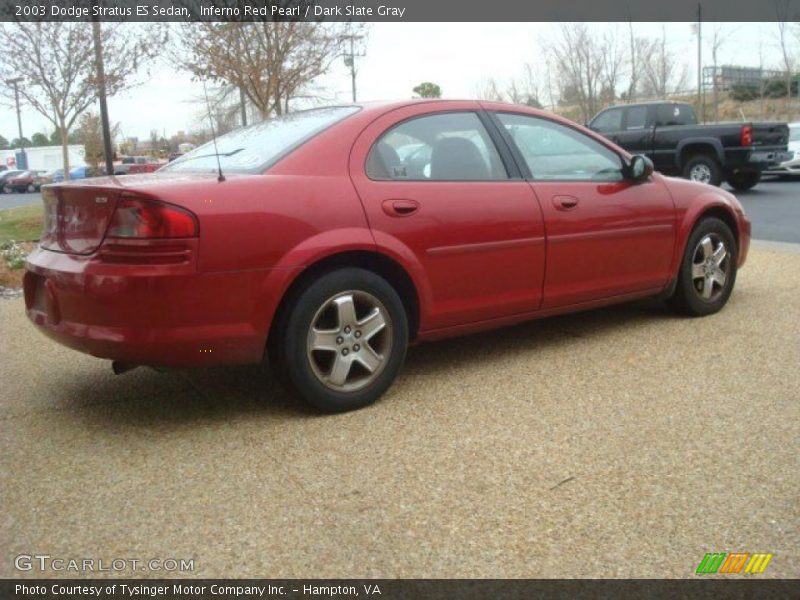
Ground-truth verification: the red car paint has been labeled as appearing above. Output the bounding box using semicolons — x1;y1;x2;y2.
24;100;750;367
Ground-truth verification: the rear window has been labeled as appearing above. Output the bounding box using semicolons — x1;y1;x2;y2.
655;104;696;127
163;106;361;174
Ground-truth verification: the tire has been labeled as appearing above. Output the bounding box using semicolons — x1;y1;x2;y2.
682;154;722;187
668;217;737;317
27;184;36;193
726;171;761;191
272;268;408;412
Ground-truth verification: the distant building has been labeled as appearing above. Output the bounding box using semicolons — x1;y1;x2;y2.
0;145;85;172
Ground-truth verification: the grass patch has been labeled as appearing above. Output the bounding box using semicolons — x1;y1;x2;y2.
0;204;44;245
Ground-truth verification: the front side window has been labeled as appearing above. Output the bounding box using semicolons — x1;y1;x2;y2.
590;108;623;133
163;106;360;174
497;113;624;182
366;112;508;181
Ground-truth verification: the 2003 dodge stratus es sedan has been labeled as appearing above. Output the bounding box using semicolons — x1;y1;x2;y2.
24;100;751;411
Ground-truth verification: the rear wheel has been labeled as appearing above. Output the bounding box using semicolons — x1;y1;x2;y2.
668;217;737;316
683;154;722;187
726;171;761;191
272;268;408;412
27;184;36;193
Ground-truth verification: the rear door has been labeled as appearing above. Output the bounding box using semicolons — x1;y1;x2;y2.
349;103;546;330
492;111;676;308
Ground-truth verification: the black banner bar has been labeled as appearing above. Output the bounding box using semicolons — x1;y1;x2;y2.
1;0;797;22
2;579;799;600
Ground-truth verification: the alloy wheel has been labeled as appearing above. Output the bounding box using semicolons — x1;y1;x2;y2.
689;164;712;184
691;234;730;302
306;290;393;392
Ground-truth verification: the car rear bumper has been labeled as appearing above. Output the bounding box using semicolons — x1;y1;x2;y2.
23;246;282;367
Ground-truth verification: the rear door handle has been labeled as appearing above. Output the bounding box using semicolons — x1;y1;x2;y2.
553;195;579;210
382;199;420;217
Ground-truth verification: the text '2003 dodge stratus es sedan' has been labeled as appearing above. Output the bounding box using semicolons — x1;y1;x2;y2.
24;100;751;412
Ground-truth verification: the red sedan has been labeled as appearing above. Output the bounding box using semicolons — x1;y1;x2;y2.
24;100;751;412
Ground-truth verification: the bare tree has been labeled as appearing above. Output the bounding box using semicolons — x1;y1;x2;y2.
174;23;360;118
708;25;735;122
545;24;626;122
0;23;163;178
641;26;689;99
776;1;797;119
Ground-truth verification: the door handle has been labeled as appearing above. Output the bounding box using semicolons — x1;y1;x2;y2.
553;195;579;211
382;199;420;217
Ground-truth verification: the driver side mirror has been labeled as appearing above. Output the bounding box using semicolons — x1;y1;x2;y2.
628;154;654;181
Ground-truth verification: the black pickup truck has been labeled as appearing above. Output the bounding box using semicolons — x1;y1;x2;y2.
588;101;789;190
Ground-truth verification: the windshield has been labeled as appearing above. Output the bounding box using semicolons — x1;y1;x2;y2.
163;106;361;174
790;125;800;142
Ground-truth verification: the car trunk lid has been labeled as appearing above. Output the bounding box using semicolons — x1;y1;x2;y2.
40;185;121;255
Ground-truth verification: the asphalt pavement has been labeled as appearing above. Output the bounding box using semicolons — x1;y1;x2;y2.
2;177;799;242
1;247;798;578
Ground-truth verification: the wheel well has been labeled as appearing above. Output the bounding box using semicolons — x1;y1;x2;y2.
680;144;718;167
269;251;421;344
695;206;739;250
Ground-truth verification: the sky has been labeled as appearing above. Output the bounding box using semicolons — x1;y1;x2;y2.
0;22;790;142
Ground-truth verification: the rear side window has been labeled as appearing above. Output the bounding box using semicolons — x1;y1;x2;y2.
625;106;648;130
163;106;360;174
590;108;623;133
366;112;508;181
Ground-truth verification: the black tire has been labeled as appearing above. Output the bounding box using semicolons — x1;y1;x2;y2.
726;171;761;191
668;217;737;317
271;268;408;412
682;154;722;187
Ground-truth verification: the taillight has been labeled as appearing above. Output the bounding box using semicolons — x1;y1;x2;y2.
106;197;198;239
741;125;752;147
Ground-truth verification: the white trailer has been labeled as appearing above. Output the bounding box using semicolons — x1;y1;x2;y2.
0;145;85;172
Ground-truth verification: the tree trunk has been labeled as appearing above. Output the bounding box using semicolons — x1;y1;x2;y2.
60;125;71;181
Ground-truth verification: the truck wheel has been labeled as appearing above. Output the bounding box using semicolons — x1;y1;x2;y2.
667;217;737;317
726;171;761;191
683;155;722;186
273;268;408;412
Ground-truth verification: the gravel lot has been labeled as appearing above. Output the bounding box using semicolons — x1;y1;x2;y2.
1;247;798;579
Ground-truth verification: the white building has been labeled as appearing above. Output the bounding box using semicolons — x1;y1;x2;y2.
1;145;85;172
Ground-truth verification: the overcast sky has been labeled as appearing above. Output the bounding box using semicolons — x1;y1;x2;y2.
0;22;790;142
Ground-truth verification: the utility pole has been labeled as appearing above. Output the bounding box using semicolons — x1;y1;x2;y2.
91;11;115;176
696;3;703;123
343;34;365;102
6;76;26;168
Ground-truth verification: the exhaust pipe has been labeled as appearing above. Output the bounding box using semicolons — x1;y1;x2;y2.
112;361;139;375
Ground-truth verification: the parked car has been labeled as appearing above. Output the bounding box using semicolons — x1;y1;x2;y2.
25;100;751;412
2;170;49;193
114;156;160;175
0;169;25;192
588;101;789;190
764;121;800;177
52;166;106;183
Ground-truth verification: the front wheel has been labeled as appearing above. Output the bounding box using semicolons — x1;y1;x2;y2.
726;171;761;191
273;268;408;412
668;217;737;316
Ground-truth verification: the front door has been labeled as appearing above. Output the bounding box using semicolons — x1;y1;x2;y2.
492;111;676;308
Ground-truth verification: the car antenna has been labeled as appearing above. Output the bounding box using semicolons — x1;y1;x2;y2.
202;79;225;183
